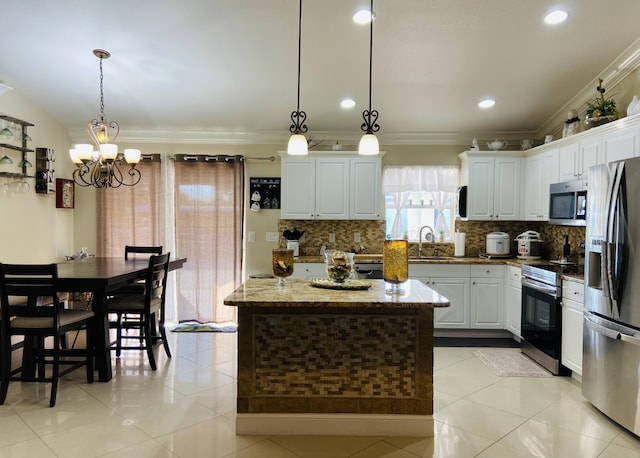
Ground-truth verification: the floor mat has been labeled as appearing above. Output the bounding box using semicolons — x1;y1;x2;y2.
473;348;552;377
171;321;238;332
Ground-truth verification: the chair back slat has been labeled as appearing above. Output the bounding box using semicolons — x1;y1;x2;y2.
124;245;163;260
0;263;60;324
145;253;170;310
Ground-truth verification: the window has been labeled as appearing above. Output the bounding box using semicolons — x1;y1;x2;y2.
383;165;459;241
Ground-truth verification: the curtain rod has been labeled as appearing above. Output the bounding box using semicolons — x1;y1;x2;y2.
170;154;275;162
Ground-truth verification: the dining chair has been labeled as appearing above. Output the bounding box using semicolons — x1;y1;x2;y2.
0;263;94;407
105;253;171;370
110;245;163;354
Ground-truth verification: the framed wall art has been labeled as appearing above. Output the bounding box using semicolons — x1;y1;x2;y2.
55;178;75;209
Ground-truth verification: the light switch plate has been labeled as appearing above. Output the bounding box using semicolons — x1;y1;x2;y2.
329;233;336;243
354;232;361;243
266;232;280;242
248;231;255;242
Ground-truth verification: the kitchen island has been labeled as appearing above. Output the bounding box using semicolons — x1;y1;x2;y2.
224;278;449;436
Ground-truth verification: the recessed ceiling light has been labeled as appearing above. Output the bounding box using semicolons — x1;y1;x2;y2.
544;9;568;25
478;99;496;109
340;98;356;109
353;9;374;25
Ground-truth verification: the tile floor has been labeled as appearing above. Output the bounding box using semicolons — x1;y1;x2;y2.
0;332;639;457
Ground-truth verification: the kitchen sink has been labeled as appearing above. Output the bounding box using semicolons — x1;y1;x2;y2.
410;256;455;261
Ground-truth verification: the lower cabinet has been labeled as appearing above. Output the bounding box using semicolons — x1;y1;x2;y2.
470;265;504;329
505;266;522;337
561;279;584;375
290;262;326;279
410;264;505;330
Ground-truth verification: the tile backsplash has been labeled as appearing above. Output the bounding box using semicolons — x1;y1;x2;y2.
278;218;586;262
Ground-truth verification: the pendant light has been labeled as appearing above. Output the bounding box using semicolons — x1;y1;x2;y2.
287;0;308;155
359;0;380;156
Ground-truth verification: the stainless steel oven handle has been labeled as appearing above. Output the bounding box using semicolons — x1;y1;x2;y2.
521;278;558;298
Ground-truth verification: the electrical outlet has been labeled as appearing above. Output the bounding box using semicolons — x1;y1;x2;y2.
354;232;361;243
329;233;336;243
247;231;255;242
266;232;279;242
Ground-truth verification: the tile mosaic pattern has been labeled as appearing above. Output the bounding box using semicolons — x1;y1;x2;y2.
253;314;416;398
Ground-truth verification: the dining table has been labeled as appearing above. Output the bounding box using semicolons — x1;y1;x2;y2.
55;256;187;382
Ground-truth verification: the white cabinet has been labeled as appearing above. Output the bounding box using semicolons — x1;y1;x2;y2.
602;123;640;163
409;264;471;328
524;148;559;221
558;139;601;181
505;266;522;338
281;154;381;220
470;265;504;329
290;262;326;279
561;279;584;375
350;157;382;220
459;152;522;220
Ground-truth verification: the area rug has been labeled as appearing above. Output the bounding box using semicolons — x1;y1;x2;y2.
171;321;238;332
473;348;552;377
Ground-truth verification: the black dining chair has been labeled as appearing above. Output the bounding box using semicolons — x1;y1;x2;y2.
109;245;163;354
105;253;171;370
0;263;94;407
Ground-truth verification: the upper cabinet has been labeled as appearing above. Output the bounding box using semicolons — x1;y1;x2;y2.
602;123;640;163
459;151;522;221
280;153;382;220
524;148;559;221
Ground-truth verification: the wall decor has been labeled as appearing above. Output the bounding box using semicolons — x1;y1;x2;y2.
55;178;74;208
249;177;280;211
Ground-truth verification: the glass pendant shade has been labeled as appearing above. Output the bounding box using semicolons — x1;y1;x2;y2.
124;148;141;164
75;144;94;162
287;134;308;156
99;143;118;161
69;148;82;165
358;133;379;156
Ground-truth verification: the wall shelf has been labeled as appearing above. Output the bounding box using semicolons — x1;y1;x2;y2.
0;114;35;178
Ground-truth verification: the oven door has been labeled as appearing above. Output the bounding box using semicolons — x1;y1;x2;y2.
521;278;562;359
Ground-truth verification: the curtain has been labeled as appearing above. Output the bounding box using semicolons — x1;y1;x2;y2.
383;165;459;238
96;160;163;256
173;158;244;323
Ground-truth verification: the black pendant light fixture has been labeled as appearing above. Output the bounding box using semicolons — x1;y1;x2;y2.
287;0;309;155
359;0;380;156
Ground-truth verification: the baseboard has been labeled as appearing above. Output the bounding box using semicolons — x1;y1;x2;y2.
236;413;434;437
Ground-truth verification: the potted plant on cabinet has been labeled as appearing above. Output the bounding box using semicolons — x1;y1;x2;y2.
584;78;619;129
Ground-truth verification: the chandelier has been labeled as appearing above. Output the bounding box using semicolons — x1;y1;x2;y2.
287;0;309;156
70;49;142;188
358;0;380;156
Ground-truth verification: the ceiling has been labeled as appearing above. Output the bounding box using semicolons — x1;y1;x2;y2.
1;0;639;147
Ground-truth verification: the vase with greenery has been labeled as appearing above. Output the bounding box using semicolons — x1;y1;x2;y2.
584;78;619;129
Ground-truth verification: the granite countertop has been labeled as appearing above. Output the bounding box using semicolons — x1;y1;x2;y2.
224;278;450;309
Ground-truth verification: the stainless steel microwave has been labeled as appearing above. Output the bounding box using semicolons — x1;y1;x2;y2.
549;180;587;226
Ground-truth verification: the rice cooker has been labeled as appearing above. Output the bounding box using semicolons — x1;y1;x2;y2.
486;232;510;256
515;230;543;260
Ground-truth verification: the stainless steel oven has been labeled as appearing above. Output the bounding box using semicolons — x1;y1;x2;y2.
520;264;570;375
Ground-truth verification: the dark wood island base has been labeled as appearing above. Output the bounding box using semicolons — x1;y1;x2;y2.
225;278;449;436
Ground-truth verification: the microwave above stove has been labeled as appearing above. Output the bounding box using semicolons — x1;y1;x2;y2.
549;180;587;226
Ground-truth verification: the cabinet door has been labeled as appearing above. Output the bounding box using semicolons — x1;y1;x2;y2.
315;158;349;219
350;157;381;219
291;262;326;279
524;154;543;220
470;278;503;328
281;157;316;219
539;148;560;220
579;137;601;177
603;124;640;163
558;144;579;181
493;157;521;220
467;157;495;220
430;277;471;328
561;299;584;375
506;280;522;337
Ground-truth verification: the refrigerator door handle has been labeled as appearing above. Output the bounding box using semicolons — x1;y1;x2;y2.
584;313;621;340
620;334;640;347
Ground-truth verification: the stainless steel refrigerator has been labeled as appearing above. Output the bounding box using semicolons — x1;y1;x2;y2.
583;155;640;435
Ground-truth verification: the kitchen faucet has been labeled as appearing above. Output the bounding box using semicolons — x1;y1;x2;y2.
418;225;435;258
